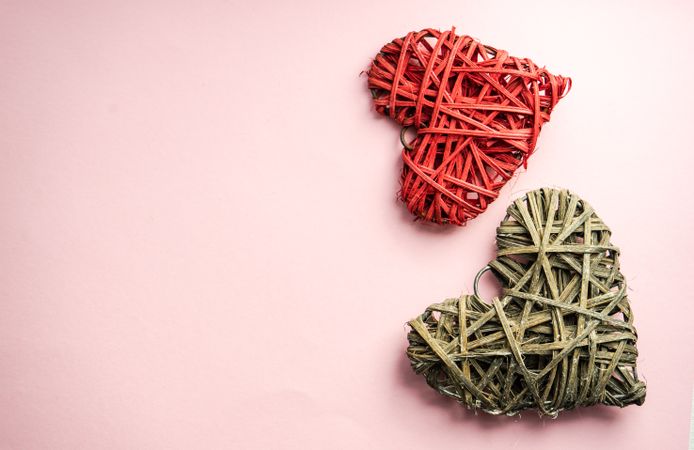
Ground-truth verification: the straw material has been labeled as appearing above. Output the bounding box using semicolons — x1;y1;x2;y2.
406;188;646;416
368;28;570;225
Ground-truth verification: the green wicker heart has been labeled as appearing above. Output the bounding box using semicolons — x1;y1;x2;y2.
406;188;646;416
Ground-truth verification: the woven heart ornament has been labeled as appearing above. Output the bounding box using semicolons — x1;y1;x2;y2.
368;29;571;225
406;188;646;416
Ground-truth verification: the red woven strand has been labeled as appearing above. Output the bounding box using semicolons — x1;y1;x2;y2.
368;28;571;225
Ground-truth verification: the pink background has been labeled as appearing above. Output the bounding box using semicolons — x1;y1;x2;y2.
1;0;693;448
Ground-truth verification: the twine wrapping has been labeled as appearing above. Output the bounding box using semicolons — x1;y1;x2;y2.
368;29;571;225
406;188;645;416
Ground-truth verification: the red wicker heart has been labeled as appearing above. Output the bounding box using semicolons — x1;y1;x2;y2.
368;28;571;225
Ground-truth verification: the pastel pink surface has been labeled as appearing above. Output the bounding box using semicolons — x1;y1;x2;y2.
1;1;692;448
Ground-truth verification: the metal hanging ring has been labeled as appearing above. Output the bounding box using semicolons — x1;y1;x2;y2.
400;126;414;151
473;265;493;301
